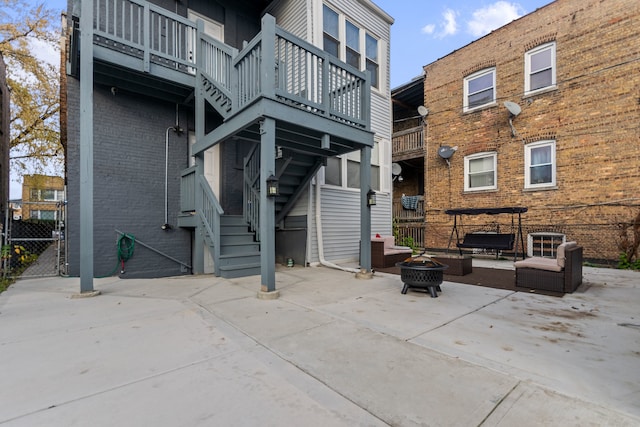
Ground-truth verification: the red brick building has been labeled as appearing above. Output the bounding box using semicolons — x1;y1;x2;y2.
419;0;639;264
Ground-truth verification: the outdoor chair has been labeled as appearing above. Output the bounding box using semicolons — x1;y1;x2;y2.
514;241;583;293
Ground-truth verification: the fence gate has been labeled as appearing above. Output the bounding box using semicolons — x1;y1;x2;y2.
3;201;66;279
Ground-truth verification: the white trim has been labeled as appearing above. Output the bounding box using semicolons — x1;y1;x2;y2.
524;140;556;189
524;42;556;95
463;68;496;112
527;232;565;257
464;151;497;192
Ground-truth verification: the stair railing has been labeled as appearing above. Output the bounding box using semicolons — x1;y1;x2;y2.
243;144;261;240
197;175;224;276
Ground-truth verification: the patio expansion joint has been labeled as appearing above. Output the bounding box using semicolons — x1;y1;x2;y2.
477;380;522;426
405;291;518;342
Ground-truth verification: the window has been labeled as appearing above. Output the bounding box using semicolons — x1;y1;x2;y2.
464;68;495;111
525;140;556;189
324;142;383;191
528;232;565;257
323;5;340;57
323;5;380;89
347;160;380;191
525;42;556;94
325;157;342;186
464;152;497;191
30;210;57;220
30;188;65;201
345;21;360;69
365;34;379;88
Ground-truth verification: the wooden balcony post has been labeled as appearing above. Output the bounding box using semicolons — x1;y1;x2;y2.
195;20;205;142
260;14;276;99
143;2;150;72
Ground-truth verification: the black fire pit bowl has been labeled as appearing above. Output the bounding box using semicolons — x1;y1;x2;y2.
396;256;449;298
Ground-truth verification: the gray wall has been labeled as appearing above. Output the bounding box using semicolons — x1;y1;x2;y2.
66;81;193;278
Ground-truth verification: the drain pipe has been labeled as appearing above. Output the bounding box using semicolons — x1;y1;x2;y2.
163;124;183;230
315;180;360;273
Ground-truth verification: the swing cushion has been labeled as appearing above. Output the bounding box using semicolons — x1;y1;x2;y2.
456;233;515;250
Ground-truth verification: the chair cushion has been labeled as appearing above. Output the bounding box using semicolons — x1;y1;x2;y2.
515;257;563;272
557;241;577;268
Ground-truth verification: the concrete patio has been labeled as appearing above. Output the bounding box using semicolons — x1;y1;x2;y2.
0;259;638;426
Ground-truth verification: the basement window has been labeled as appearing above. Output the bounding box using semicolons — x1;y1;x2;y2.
528;232;565;258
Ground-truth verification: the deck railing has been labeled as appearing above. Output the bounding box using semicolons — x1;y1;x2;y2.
93;0;198;72
392;127;424;155
393;198;425;222
88;1;370;129
395;224;425;249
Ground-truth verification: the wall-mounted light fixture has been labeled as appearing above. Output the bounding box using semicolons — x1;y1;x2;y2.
367;189;377;207
266;175;279;197
503;101;521;138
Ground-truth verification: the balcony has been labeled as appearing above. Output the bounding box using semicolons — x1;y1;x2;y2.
75;0;371;135
392;126;424;161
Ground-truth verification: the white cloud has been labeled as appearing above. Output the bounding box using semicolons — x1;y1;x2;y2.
30;38;60;68
467;1;524;37
439;8;459;38
421;24;435;35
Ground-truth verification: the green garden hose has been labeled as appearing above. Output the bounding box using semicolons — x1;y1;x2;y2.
117;233;135;274
99;233;135;277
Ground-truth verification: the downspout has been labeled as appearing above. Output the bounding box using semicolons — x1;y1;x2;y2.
163;111;183;230
315;179;360;273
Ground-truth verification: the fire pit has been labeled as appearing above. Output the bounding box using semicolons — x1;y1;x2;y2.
396;255;448;298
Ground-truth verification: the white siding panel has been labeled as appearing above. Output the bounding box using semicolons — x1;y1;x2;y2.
267;1;308;40
371;91;391;138
320;187;360;261
310;186;391;263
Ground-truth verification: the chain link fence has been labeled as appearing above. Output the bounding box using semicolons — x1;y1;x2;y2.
2;201;66;279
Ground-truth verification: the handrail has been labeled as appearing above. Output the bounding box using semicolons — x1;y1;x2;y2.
199;32;236;94
197;175;223;275
243;144;260;240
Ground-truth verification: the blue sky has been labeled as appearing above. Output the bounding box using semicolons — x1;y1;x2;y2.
373;0;554;88
32;0;554;87
12;0;553;197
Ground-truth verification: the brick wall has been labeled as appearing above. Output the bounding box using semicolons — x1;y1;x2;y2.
422;0;640;264
66;81;193;278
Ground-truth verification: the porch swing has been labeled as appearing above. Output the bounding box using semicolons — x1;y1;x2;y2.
445;207;527;261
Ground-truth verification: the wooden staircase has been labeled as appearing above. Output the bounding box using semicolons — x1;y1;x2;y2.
217;215;261;278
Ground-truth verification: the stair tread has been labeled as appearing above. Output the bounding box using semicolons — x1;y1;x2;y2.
220;251;260;258
219;262;261;271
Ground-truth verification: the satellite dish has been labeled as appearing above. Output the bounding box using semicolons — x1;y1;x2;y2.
417;105;429;117
438;145;457;159
503;101;521;117
391;163;402;176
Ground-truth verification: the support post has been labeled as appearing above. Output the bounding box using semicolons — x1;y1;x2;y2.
192;32;206;275
78;0;97;295
258;118;278;298
358;145;373;278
